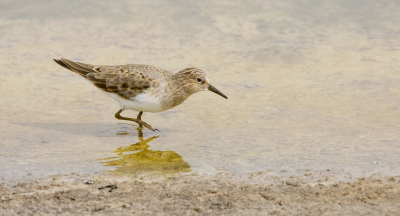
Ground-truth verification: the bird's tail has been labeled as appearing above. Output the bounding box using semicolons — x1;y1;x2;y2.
53;58;95;77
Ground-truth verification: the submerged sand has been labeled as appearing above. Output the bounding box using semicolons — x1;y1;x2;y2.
1;172;400;215
1;1;400;215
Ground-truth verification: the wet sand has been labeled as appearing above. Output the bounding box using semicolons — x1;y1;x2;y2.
2;0;400;179
1;172;400;215
1;0;400;215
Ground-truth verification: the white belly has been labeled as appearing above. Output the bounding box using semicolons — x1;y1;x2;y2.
105;92;165;113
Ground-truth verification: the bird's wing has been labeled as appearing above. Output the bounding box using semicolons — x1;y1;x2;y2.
54;58;164;99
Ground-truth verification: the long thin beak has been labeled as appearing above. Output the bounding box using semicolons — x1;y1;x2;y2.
208;84;228;99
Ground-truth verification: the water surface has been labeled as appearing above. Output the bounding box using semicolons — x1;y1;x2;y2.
1;0;400;180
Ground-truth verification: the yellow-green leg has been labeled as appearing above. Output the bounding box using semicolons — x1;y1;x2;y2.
137;111;143;129
115;109;159;132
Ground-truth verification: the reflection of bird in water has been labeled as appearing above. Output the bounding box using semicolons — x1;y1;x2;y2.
97;127;191;176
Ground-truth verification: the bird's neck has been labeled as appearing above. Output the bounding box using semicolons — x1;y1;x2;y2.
160;75;194;109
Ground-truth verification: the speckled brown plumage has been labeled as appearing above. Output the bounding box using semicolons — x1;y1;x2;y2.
54;58;170;100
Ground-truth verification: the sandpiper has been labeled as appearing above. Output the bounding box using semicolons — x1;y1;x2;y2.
53;58;227;131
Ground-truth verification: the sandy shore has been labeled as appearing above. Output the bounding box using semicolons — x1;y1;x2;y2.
1;171;400;215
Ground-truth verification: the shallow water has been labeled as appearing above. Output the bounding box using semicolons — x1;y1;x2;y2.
1;0;400;180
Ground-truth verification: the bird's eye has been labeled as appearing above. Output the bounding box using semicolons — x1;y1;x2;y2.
196;78;203;83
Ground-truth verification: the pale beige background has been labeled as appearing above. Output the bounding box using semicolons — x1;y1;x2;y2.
0;0;400;179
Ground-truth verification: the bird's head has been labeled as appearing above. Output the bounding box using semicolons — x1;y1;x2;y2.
175;68;228;99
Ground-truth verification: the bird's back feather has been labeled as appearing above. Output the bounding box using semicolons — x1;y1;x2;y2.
53;58;171;100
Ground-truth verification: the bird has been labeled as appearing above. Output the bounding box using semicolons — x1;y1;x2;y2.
53;58;228;131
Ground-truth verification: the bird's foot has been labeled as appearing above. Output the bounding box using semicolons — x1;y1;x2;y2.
137;120;159;132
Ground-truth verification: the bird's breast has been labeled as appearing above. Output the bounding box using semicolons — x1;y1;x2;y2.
105;92;165;113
